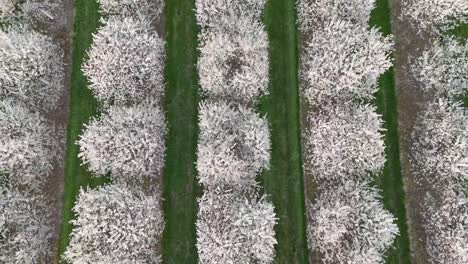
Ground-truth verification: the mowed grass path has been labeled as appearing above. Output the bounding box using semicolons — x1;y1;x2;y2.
161;0;201;263
370;1;411;263
57;0;108;262
260;0;309;263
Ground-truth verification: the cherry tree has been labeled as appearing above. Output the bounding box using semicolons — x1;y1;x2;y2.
297;0;376;32
0;100;60;191
198;23;269;102
300;19;393;106
422;191;467;264
63;184;164;263
197;187;277;264
83;17;165;106
195;0;266;30
402;0;468;33
0;26;64;110
197;100;270;189
307;181;399;264
306;104;386;183
412;38;468;97
411;99;467;186
0;189;52;264
97;0;163;20
78;104;166;184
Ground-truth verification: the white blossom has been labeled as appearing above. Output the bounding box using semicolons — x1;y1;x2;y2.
0;100;60;191
297;0;376;32
198;20;269;102
300;18;393;106
412;37;468;97
78;104;166;184
0;0;17;18
63;184;164;263
0;26;64;110
83;17;165;106
422;191;468;264
197;100;270;189
402;0;468;33
307;181;399;264
197;187;277;264
0;189;52;264
195;0;266;30
1;0;57;21
306;104;386;183
97;0;163;20
21;0;61;24
411;99;468;187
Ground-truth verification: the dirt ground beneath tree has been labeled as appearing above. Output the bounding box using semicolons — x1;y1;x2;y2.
389;0;438;263
39;0;74;261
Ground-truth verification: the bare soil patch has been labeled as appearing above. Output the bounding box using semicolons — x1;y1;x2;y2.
388;0;438;263
39;0;74;262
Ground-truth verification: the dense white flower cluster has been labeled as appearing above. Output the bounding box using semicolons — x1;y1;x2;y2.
197;101;270;188
297;0;375;31
307;182;399;264
21;0;60;24
195;1;277;263
0;100;59;191
306;104;386;183
198;27;269;102
0;189;52;263
63;184;164;263
298;0;398;262
402;0;468;33
408;10;468;259
301;21;392;106
0;0;17;17
78;104;166;184
412;38;468;97
197;0;269;101
0;3;65;262
83;17;165;106
97;0;163;19
0;26;64;111
412;99;468;187
197;187;277;264
195;0;266;30
422;192;468;264
67;2;166;262
1;0;60;30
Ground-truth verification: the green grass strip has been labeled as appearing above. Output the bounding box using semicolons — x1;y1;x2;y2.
446;21;468;107
448;23;468;105
260;0;309;263
160;0;201;263
57;0;109;263
370;1;412;263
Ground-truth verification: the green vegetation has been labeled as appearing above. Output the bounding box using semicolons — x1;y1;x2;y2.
160;0;201;263
449;23;468;106
373;71;412;264
370;1;411;263
259;0;309;263
57;0;109;262
445;22;468;40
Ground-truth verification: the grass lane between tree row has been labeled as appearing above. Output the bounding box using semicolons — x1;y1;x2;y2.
160;0;201;263
57;0;109;263
259;0;309;263
370;1;412;263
